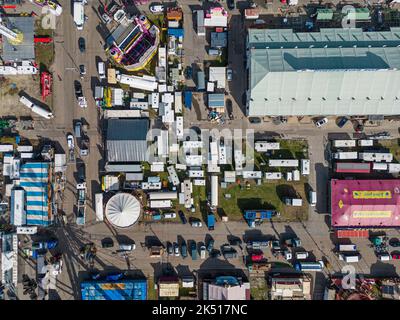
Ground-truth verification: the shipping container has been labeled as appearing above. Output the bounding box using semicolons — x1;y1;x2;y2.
339;253;360;263
294;261;323;272
333;152;358;160
95;193;104;222
335;229;369;238
338;244;357;251
301;159;310;175
358;139;374;147
148;192;178;200
359;152;393;163
335;162;371;173
295;251;309;260
372;163;388;171
333;140;356;148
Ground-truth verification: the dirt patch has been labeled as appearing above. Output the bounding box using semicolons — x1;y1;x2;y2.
0;75;42;117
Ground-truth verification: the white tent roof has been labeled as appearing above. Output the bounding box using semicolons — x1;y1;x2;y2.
105;193;141;228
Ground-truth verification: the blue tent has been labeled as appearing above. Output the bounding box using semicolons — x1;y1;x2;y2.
168;28;184;38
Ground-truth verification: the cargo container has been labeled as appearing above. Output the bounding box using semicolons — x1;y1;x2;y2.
335;229;369;238
336;233;359;245
358;139;374;147
339;253;360;263
359;152;393;163
335;162;371;173
294;261;323;272
338;244;357;251
301;159;310;175
372;163;388;171
295;251;309;260
333;140;356;148
333;152;358;160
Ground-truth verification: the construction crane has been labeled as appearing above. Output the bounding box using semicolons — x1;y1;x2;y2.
0;13;23;45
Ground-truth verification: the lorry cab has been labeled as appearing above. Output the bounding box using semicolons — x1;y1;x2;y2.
309;191;317;207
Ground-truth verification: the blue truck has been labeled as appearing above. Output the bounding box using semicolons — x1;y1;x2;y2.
244;210;280;228
294;261;323;272
207;213;215;231
184;91;192;109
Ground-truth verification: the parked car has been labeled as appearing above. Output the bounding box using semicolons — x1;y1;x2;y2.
191;219;202;228
337;116;349;128
74;81;83;97
181;242;188;258
149;4;164;13
79;64;86;76
226;68;233;81
221;245;237;259
119;242;135;251
210;249;221;258
391;251;400;260
167;242;173;255
207;239;214;253
173;242;180;257
78;37;86;52
314;117;328;128
101;238;113;248
77;162;85;182
227;0;235;10
178;210;187;224
163;212;176;219
184;66;193;80
249;117;261;124
228;236;242;246
67;134;74;149
200;245;206;259
389;238;400;247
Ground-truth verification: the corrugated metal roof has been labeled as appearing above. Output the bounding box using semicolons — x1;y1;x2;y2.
208;93;225;107
248;28;400;116
106;118;149;162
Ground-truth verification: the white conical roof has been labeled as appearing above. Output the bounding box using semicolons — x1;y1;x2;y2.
105;193;141;228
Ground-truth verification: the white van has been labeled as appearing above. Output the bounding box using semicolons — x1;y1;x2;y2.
309;191;317;207
339;253;359;263
119;243;135;251
295;251;309;260
378;253;391;261
98;61;106;80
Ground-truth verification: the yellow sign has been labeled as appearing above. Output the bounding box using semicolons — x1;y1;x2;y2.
99;283;126;290
353;211;392;218
352;191;392;199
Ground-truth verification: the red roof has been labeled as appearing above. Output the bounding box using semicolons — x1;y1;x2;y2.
331;179;400;228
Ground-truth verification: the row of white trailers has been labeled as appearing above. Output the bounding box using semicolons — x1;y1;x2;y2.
333;151;393;162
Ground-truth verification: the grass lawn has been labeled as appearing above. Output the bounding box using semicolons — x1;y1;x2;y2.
219;181;308;222
377;139;400;162
34;19;54;71
219;139;309;222
250;278;268;300
147;278;158;300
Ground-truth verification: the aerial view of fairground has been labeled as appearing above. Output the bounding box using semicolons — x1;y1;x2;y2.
0;0;399;308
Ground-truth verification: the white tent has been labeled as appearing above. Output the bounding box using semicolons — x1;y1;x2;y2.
105;193;141;228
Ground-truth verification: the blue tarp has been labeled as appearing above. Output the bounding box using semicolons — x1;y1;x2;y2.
168;28;184;38
81;279;147;300
184;91;192;109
